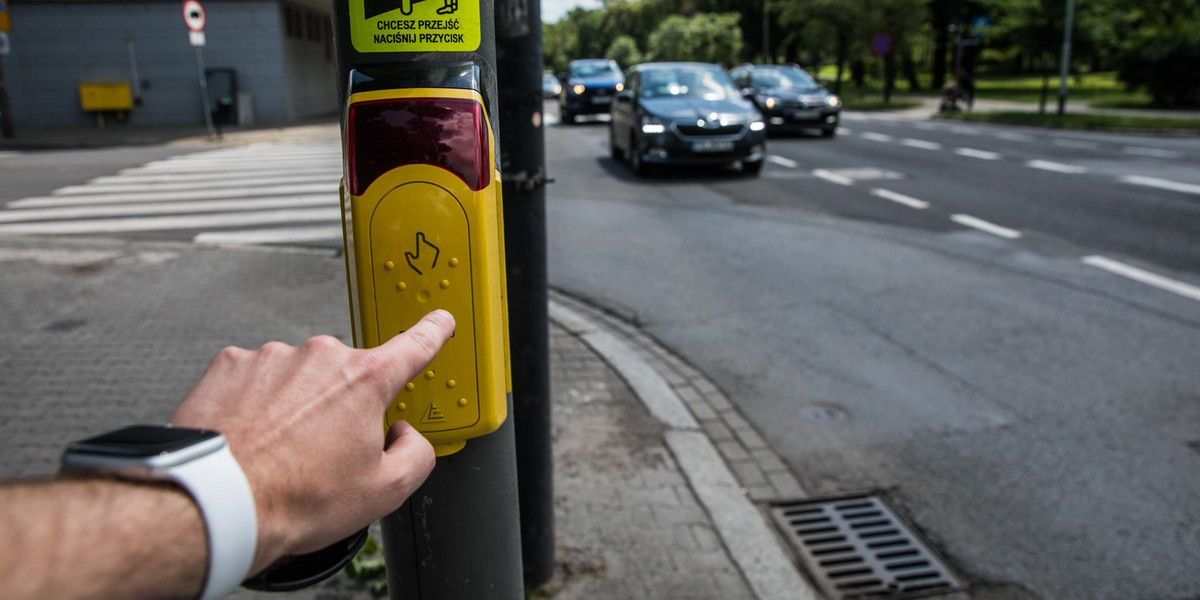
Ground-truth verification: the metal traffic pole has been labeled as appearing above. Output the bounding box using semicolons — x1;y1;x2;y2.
182;0;216;140
495;0;554;588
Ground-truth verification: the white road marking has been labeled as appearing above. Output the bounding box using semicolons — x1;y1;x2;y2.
951;214;1022;239
1052;139;1099;150
194;226;344;246
870;188;930;209
860;132;895;142
99;168;341;185
0;195;335;223
0;207;339;235
14;183;337;208
767;155;799;168
56;173;339;195
1122;146;1182;159
949;126;982;136
1083;256;1200;302
1119;175;1200;196
134;159;339;173
913;122;940;131
838;127;853;135
954;147;1002;160
996;132;1035;142
1025;160;1088;174
900;138;942;151
0;151;21;159
812;169;855;186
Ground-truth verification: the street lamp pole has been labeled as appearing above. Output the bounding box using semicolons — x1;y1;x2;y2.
1056;0;1076;115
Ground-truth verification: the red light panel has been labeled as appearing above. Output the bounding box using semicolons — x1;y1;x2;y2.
348;97;491;195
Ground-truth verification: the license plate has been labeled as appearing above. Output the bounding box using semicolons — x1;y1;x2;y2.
591;96;612;105
691;140;734;153
791;109;820;119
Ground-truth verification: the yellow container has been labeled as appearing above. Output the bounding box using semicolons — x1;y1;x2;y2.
79;82;134;112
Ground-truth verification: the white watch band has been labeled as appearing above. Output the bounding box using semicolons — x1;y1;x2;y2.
162;442;258;600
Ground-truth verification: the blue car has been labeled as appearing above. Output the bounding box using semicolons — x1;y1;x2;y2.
558;59;625;124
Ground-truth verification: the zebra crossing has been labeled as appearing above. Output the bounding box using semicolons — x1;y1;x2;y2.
0;142;346;247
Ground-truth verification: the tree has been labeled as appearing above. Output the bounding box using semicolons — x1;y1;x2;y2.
646;12;745;65
606;35;644;68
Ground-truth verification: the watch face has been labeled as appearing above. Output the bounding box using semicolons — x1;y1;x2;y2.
67;425;220;458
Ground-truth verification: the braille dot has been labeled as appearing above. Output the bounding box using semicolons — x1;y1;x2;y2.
446;380;457;389
396;282;407;291
405;383;415;391
384;261;395;271
457;398;468;407
397;403;407;411
425;370;436;380
418;290;430;302
439;279;450;289
449;258;459;267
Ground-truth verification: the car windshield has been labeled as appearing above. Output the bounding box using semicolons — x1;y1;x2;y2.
571;62;619;79
543;74;557;85
750;68;821;92
640;67;740;101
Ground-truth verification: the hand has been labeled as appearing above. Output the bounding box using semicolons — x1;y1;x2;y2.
170;310;454;574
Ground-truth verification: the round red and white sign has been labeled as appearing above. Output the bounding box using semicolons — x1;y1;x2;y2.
182;0;206;32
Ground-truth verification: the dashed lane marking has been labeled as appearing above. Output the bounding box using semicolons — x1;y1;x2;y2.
950;214;1022;239
1052;139;1099;150
1119;175;1200;196
996;132;1035;142
860;132;895;142
1026;160;1088;174
767;155;799;168
900;138;942;151
870;188;930;209
954;147;1002;160
812;169;854;186
1121;146;1182;159
1083;256;1200;303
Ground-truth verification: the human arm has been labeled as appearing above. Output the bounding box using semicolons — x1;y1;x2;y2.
0;310;453;599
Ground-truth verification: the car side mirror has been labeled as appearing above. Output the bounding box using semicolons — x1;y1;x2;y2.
741;88;756;99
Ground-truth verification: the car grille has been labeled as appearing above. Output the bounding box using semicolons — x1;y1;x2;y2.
672;122;746;137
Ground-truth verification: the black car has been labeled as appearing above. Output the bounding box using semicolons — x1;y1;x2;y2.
728;64;841;137
558;59;625;124
609;62;766;176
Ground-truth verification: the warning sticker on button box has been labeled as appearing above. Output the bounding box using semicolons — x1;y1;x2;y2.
350;0;480;53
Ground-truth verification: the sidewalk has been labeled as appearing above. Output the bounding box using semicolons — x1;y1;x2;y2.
849;95;1200;121
0;235;815;600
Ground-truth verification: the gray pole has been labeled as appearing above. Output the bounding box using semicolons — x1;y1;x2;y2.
495;0;554;588
193;44;216;139
762;0;769;63
1056;0;1076;115
0;53;14;138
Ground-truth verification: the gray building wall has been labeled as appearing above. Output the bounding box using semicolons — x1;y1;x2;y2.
279;2;338;121
3;0;333;128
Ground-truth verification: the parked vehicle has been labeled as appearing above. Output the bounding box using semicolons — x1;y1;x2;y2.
558;59;625;124
728;64;841;137
542;72;562;99
609;62;766;176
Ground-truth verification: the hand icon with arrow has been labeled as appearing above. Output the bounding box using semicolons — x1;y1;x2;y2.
405;232;440;275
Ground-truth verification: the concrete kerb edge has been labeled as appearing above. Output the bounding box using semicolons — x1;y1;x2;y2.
547;291;817;600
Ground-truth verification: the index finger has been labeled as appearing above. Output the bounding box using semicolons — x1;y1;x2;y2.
365;309;456;398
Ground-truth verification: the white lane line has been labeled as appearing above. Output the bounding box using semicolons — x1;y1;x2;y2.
954;147;1002;160
838;127;853;135
949;126;982;136
1119;175;1200;196
860;132;895;142
194;225;344;246
913;122;940;131
767;155;799;168
951;214;1022;239
0;151;21;159
1122;146;1182;159
134;160;339;173
900;138;942;151
870;188;930;209
0;207;339;235
99;168;341;185
996;132;1035;142
0;195;335;223
1026;160;1088;174
13;183;337;208
1052;139;1099;150
812;169;854;186
1083;256;1200;302
55;173;338;195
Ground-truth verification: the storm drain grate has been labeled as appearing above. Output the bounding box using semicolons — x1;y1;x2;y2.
770;494;964;600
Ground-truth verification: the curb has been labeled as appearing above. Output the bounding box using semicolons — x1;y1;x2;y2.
548;290;818;600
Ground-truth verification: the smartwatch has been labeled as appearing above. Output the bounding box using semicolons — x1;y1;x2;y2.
60;425;258;600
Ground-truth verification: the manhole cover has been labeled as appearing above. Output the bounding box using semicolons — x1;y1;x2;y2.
770;494;964;600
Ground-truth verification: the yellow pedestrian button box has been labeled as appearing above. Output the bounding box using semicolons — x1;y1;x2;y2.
341;87;509;456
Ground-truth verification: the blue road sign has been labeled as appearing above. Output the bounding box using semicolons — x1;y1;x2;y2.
870;32;893;56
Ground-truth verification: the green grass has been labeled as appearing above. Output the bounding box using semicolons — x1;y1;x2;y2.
935;110;1200;132
840;96;922;111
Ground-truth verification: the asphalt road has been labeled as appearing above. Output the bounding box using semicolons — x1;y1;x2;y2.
544;107;1200;600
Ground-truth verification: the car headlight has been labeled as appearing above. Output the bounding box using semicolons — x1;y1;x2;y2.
616;83;625;92
826;95;841;108
641;116;667;134
572;84;586;95
749;121;766;131
765;97;777;110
